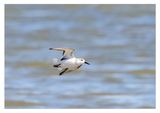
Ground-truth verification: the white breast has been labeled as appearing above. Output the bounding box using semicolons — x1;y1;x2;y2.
60;58;79;69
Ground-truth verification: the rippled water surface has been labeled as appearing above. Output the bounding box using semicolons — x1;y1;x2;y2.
5;4;155;108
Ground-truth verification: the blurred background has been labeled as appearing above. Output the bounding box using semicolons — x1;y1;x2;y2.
5;4;155;108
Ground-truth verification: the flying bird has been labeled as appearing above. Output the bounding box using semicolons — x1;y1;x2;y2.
49;48;90;76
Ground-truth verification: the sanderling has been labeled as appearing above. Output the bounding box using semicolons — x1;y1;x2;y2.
49;48;90;76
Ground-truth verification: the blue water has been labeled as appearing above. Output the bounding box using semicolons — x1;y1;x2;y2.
5;4;155;108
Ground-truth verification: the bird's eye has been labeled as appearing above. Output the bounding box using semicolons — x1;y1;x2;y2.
81;59;83;61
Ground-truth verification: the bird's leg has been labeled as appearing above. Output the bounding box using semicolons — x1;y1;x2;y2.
77;65;82;69
53;64;61;68
59;68;68;76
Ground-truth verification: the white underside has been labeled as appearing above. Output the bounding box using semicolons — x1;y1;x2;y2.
52;57;83;71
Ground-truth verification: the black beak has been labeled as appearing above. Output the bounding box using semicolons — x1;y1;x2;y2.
85;61;90;65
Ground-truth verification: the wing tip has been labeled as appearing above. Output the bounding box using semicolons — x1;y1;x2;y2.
50;47;75;50
49;48;53;50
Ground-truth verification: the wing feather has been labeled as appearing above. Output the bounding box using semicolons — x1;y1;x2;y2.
49;48;75;58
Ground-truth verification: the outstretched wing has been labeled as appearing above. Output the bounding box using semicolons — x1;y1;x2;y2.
49;48;75;58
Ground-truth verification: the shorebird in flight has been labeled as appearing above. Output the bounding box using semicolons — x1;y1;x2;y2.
49;48;90;76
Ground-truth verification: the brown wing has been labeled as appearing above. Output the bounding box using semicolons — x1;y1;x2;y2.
49;48;75;58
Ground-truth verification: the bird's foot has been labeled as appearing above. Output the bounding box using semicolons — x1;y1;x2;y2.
53;64;61;68
59;68;68;76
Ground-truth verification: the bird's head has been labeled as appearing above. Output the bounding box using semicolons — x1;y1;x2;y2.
78;58;90;65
